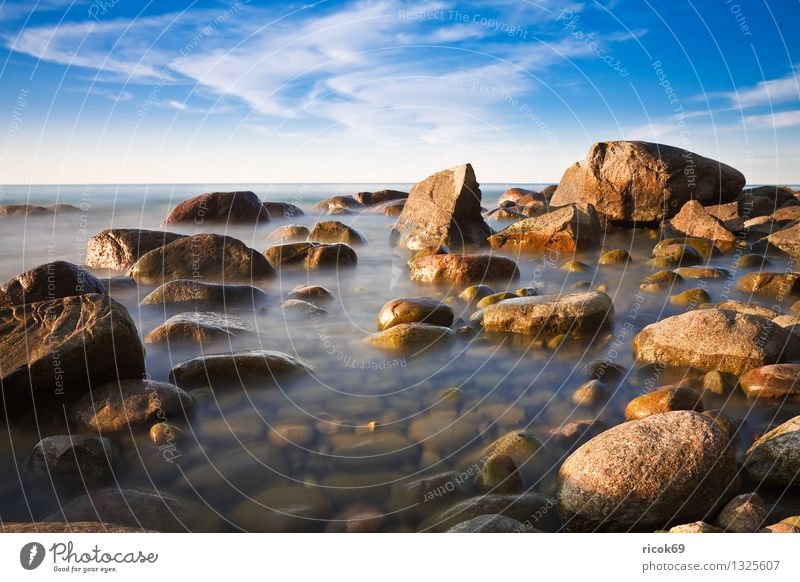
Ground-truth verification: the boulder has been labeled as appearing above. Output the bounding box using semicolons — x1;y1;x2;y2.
472;292;613;338
408;254;519;284
365;323;453;351
265;224;310;243
0;261;105;308
169;350;310;389
264;242;317;267
765;222;800;256
736;272;800;298
376;297;454;331
0;294;145;412
29;435;114;485
312;196;364;213
740;186;798;217
128;234;274;284
370;199;406;216
308;220;368;245
740;364;800;398
304;243;358;269
558;411;738;531
498;187;543;206
716;300;780;319
624;386;703;421
488;203;600;252
163;191;269;225
140;279;269;308
355;189;408;206
71;378;193;433
744;416;800;488
85;229;185;271
705;201;744;231
0;204;52;217
668;200;738;247
716;493;768;533
394;163;493;250
633;309;789;375
550;141;745;222
144;312;257;344
262;201;303;219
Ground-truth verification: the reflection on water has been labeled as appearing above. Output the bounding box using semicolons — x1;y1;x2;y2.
1;183;798;531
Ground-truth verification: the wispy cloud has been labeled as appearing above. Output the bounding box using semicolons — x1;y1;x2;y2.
724;67;799;109
743;110;800;129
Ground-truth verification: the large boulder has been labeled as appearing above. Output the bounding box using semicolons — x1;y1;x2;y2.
376;297;454;330
393;163;493;250
668;200;738;247
264;242;357;269
140;279;269;308
558;411;738;531
127;234;274;284
744;416;800;488
736;272;800;298
408;254;519;284
550;141;745;222
0;294;145;412
472;292;613;338
765;222;800;256
0;261;105;308
169;350;310;389
163;191;269;225
488;203;600;252
85;229;185;271
71;378;193;433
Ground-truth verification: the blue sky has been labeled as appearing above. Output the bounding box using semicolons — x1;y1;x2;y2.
0;0;798;184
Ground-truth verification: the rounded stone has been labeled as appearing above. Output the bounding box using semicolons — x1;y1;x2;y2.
624;386;703;421
740;364;800;399
376;297;454;331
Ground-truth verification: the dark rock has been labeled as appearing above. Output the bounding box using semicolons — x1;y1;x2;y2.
0;261;105;308
163;191;269;225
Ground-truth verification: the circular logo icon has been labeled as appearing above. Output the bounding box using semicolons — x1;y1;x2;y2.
20;542;46;570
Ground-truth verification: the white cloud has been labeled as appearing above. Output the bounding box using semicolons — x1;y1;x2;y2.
743;110;800;129
725;68;799;109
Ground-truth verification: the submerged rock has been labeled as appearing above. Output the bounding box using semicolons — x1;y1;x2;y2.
169;350;310;389
0;294;145;411
0;261;105;308
394;163;492;250
366;323;453;351
145;312;257;344
447;514;526;533
308;220;368;245
128;234;274;284
29;435;114;485
558;411;738;531
408;254;519;284
377;297;454;330
487;203;600;252
422;493;556;532
633;309;789;375
265;224;310;243
71;378;193;433
550;141;744;222
262;201;304;219
472;292;613;338
140;279;269;308
86;229;185;271
163;191;269;225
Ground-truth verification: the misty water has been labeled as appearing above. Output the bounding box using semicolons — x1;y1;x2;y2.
1;183;798;531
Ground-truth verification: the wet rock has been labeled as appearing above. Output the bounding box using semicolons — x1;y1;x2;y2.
599;249;630;265
140;279;269;308
377;297;454;331
486;206;525;221
149;422;189;447
484;430;544;470
447;514;527;533
422;493;556;532
668;200;738;247
408;254;519;284
370;199;406;216
394;163;492;250
734;254;770;268
669;287;711;306
650;244;703;268
571;379;609;407
29;435;114;485
668;521;722;533
308;220;368;245
558;411;738;531
477;454;524;493
498;187;543;206
45;488;194;532
550;141;744;222
716;300;780;319
1;522;152;533
0;261;105;308
702;370;738;396
624;386;703;421
705;201;744;231
365;323;453;351
633;308;789;375
145;312;257;344
674;266;730;279
408;244;450;266
736;272;800;298
262;201;304;219
312;195;364;213
765;222;800;256
459;284;494;303
760;522;800;533
304;242;358;269
326;505;385;533
264;242;317;266
287;285;334;303
547;420;608;449
71;378;193;433
716;493;768;532
488;203;600;252
163;191;269;225
265;224;310;243
282;299;328;318
476;292;516;309
472;292;613;338
169;350;310;389
268;423;315;448
356;189;408;206
330;431;420;471
740;186;798;217
86;229;185;271
231;485;330;532
0;294;145;412
128;234;274;284
643;270;683;285
654;237;719;260
745;416;800;488
740;364;800;399
585;360;626;382
562;260;589;272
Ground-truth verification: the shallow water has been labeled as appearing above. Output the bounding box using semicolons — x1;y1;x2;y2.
1;183;799;531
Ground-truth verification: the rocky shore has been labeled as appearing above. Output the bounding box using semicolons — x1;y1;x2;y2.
1;140;799;533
